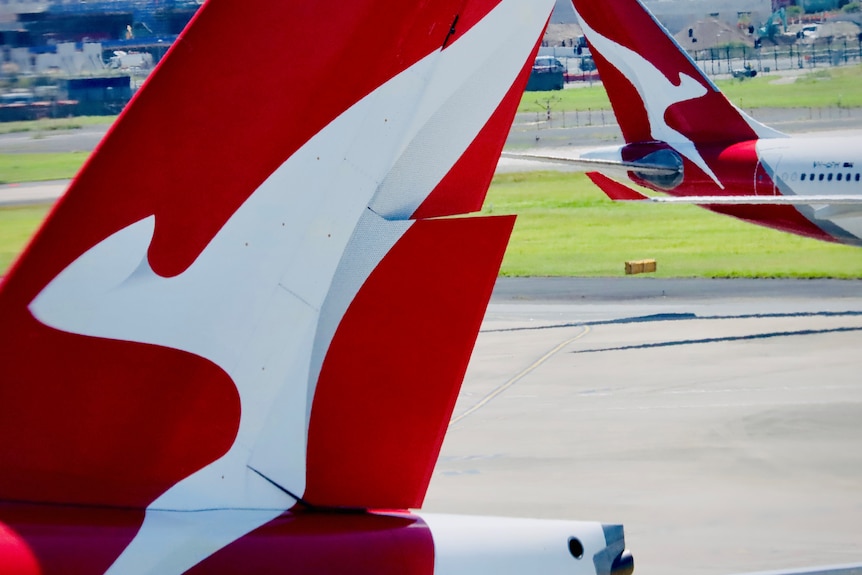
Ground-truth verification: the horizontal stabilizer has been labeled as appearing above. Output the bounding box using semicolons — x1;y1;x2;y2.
587;172;650;201
501;152;680;178
587;172;862;207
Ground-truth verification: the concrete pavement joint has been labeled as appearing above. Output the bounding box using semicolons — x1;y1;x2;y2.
449;326;590;427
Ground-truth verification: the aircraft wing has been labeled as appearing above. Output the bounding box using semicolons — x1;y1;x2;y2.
501;151;680;178
587;172;862;207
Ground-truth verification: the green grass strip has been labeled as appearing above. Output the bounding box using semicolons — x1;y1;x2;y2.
2;173;860;278
517;63;862;113
0;204;51;274
720;66;862;109
0;152;89;184
484;172;862;278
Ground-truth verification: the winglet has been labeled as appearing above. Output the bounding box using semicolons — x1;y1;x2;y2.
587;172;649;201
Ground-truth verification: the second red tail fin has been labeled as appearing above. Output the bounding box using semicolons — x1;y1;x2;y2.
572;0;783;146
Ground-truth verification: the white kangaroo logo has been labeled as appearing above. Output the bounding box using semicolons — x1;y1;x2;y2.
576;10;724;188
27;1;554;572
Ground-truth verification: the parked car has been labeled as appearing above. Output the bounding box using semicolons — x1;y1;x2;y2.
526;56;565;91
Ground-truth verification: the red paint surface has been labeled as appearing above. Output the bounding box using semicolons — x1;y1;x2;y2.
574;0;759;146
0;0;509;511
414;33;544;219
0;504;433;575
188;511;434;575
305;216;515;509
0;0;530;570
575;0;837;243
627;141;836;242
449;0;504;44
704;203;837;242
0;504;144;575
0;304;240;509
0;521;40;575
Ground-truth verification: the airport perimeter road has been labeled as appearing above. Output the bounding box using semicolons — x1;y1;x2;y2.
506;106;862;149
424;277;862;575
1;108;860;155
0;124;107;154
0;180;68;206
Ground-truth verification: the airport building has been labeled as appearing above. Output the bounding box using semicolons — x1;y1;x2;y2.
1;0;200;46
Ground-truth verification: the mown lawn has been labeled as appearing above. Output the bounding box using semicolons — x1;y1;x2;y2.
0;204;51;274
3;172;860;278
0;152;89;184
516;63;862;113
484;172;862;278
3;64;862;277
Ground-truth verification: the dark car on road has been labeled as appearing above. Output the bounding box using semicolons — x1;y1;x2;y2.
526;56;565;91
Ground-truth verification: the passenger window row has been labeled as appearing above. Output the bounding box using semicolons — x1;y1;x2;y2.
799;172;861;182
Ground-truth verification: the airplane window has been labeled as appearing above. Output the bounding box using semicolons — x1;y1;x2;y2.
837;173;843;181
819;173;825;181
857;174;861;182
827;173;833;181
848;173;853;182
811;173;815;180
801;173;806;181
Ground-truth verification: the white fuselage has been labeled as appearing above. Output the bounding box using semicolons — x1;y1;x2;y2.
758;136;862;241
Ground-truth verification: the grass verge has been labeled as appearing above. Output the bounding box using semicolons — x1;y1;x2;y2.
516;63;862;113
0;204;50;274
484;172;862;278
3;173;860;278
0;152;89;184
720;65;862;109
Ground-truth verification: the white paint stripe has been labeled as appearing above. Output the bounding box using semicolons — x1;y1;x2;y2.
574;6;724;188
29;1;559;572
370;0;556;218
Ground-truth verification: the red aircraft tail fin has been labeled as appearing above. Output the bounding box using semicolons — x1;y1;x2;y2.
572;0;783;146
0;0;555;571
0;0;553;510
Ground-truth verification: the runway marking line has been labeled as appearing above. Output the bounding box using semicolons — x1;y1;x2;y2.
572;325;862;354
449;326;591;427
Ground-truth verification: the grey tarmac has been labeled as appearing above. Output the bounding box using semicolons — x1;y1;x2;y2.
424;277;862;575
0;180;68;206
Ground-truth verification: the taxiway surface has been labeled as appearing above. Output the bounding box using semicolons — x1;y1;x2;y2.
424;277;862;575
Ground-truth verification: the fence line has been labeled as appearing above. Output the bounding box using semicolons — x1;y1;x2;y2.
523;106;858;131
690;40;862;74
551;38;862;85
